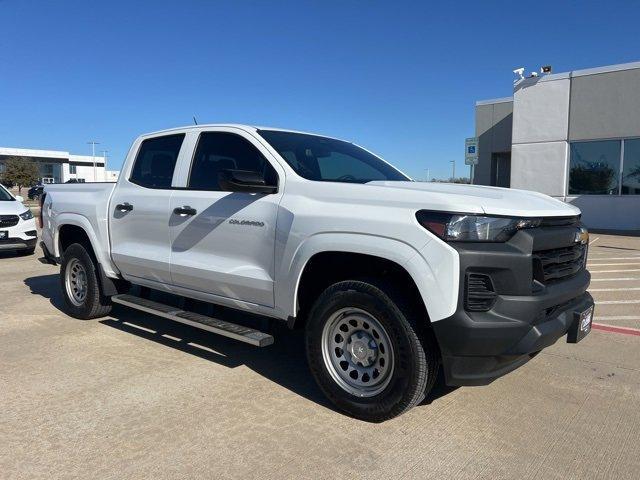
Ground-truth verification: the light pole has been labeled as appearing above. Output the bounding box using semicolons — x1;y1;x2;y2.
450;160;456;181
88;140;100;182
426;168;430;182
101;150;109;175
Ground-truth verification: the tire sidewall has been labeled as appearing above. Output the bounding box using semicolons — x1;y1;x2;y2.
306;282;427;421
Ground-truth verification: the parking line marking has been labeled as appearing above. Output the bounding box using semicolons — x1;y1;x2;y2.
592;323;640;337
596;300;640;305
589;287;640;292
589;269;640;273
161;334;182;341
588;257;640;261
122;322;157;334
590;277;640;282
589;236;600;245
595;315;640;321
587;262;640;266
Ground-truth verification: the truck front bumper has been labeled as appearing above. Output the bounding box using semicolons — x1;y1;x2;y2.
431;226;593;386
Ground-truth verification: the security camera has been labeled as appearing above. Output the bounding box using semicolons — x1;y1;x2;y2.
541;65;552;74
530;71;539;77
513;67;525;79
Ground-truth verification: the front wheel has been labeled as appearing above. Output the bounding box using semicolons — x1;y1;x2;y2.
305;280;439;422
60;243;112;319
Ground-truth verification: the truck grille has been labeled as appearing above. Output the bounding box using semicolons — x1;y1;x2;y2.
0;215;19;228
540;216;580;228
533;244;586;283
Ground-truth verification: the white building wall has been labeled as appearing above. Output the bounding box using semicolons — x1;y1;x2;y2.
506;63;640;230
512;74;571;144
510;142;568;196
511;74;571;200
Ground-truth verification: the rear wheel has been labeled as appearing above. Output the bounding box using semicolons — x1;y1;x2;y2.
305;280;439;422
60;243;112;319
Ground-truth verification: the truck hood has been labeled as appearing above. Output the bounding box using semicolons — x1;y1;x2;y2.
365;181;580;218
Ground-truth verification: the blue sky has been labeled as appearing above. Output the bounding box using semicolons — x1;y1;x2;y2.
1;0;639;179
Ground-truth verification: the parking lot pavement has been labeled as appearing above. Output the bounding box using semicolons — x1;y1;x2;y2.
1;238;639;480
587;234;640;332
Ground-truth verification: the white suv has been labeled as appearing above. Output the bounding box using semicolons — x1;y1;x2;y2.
0;183;37;255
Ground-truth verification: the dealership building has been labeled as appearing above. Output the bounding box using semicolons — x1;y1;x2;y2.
474;60;640;230
0;146;119;184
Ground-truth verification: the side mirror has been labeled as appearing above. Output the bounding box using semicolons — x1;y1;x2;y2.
15;195;24;202
218;169;278;194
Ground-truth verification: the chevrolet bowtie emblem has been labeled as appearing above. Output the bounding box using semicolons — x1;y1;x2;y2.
575;227;589;245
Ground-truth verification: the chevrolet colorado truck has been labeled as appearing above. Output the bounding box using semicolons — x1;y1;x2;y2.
41;125;594;421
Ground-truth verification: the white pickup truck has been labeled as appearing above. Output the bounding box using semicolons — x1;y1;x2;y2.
41;124;594;421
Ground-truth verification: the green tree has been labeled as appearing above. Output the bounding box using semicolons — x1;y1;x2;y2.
2;157;39;193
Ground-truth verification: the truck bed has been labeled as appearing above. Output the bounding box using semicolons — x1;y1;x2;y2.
42;182;118;276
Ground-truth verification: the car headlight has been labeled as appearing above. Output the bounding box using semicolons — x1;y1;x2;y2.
19;209;34;221
416;211;541;242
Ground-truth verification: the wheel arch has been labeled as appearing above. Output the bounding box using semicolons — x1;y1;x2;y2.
280;233;447;328
57;219;126;297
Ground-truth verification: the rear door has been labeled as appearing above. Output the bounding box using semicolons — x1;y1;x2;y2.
109;133;186;285
168;128;284;307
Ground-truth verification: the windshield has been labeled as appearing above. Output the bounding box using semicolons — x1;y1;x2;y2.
0;184;14;201
258;130;410;183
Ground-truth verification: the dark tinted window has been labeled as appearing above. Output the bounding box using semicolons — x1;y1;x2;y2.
188;132;277;190
130;134;185;189
258;130;409;183
569;140;620;195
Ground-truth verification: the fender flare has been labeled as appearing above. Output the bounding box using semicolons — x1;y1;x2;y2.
53;213;120;278
276;232;458;322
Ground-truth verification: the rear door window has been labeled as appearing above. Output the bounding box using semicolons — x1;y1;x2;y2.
129;134;185;189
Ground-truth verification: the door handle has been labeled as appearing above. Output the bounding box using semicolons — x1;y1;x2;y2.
116;203;133;212
173;206;197;216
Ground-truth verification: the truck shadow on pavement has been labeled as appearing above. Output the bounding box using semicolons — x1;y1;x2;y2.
24;273;456;415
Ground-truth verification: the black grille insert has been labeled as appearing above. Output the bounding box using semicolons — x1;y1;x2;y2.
540;216;580;227
534;243;586;283
465;273;497;312
0;215;19;228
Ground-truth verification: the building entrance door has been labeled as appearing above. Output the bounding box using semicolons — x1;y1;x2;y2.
491;152;511;187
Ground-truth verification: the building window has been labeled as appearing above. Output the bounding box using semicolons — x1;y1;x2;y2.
622;139;640;195
569;140;621;195
69;165;77;174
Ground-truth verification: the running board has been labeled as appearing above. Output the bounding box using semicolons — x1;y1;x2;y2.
111;294;274;347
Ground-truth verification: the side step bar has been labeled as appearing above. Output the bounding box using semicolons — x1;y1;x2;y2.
111;294;274;347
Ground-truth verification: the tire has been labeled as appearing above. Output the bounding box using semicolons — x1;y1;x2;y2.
60;243;112;319
305;280;439;422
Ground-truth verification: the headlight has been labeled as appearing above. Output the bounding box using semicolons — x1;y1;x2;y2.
416;211;541;242
19;209;34;221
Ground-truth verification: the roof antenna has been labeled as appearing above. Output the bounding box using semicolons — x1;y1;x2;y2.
192;116;198;125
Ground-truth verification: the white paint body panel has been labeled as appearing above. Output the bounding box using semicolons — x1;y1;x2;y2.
42;124;581;323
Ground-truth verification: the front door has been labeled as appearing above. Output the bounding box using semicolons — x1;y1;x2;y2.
109;133;185;285
169;130;283;307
